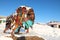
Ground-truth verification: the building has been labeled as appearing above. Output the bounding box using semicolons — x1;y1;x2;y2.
0;16;6;24
47;21;60;28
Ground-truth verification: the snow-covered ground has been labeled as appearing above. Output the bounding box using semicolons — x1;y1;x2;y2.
32;24;60;40
0;23;13;40
0;23;60;40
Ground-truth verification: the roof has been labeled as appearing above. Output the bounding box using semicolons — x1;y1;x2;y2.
0;16;6;19
47;21;60;25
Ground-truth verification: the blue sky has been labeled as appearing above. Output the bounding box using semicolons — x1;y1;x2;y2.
0;0;60;23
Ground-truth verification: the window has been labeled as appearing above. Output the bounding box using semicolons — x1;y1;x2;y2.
51;25;54;27
0;20;2;23
59;25;60;28
3;20;6;23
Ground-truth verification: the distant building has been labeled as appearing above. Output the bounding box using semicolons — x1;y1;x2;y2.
47;21;60;28
0;16;6;24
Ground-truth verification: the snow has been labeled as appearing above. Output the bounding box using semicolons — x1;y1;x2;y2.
32;24;60;40
0;36;13;40
20;5;32;10
0;23;60;40
0;23;13;40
